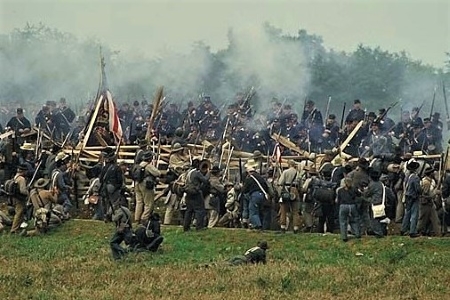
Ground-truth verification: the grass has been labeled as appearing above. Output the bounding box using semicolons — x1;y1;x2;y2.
1;221;450;300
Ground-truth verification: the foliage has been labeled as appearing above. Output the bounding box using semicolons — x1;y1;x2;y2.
0;22;448;115
1;220;450;299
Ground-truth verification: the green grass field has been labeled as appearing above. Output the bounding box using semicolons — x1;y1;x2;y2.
1;220;450;300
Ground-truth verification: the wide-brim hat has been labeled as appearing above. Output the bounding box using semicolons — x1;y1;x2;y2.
172;143;183;152
34;178;50;189
20;142;35;151
55;151;69;162
253;150;263;159
406;159;420;171
142;150;154;161
244;159;258;169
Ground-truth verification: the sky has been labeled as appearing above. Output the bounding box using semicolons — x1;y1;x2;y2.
0;0;449;68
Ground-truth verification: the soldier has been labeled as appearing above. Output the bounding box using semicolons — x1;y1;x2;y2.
51;152;73;218
56;97;76;138
10;164;29;234
0;210;12;233
348;158;370;234
134;139;148;164
277;160;301;233
301;100;323;130
362;169;386;237
401;159;422;238
134;150;161;224
205;166;224;228
166;103;182;128
417;166;441;236
423;117;442;153
377;108;396;134
218;182;240;228
242;164;270;230
131;212;164;252
345;99;365;123
336;177;361;242
110;202;133;260
99;147;124;217
29;178;58;210
19;142;36;181
228;241;269;266
183;159;209;232
6;108;31;145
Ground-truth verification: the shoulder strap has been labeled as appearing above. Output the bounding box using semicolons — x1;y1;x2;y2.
250;174;268;198
381;183;386;205
35;188;47;208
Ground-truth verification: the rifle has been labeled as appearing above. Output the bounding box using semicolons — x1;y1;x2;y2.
324;95;331;127
221;146;234;182
374;100;400;124
429;85;437;119
340;102;346;129
276;98;288;117
443;81;450;130
239;87;255;112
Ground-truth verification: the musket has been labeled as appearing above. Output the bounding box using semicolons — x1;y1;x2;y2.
324;95;331;127
374;99;401;124
221;146;234;182
340;102;346;129
239;87;255;111
443;81;450;130
429;85;437;119
276;98;288;117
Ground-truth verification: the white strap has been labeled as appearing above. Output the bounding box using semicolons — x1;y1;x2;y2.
250;175;269;199
381;183;386;206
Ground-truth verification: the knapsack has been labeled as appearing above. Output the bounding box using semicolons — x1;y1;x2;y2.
311;179;336;204
131;164;146;183
4;178;18;196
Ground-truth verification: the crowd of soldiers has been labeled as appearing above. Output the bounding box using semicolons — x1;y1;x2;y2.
1;93;450;246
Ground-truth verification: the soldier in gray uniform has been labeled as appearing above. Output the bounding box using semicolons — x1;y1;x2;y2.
228;241;269;265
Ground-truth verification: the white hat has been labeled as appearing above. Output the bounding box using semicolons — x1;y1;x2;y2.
55;151;69;162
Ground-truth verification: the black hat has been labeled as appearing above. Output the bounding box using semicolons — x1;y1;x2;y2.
272;118;279;123
211;165;220;174
354;99;361;104
433;112;440;118
258;241;269;250
412;122;422;129
378;108;386;114
133;100;140;107
203;95;211;102
424;166;435;175
368;112;377;118
306;100;315;106
328;114;336;120
406;159;420;171
423;118;431;123
369;168;381;180
18;164;28;172
17;108;23;114
142;150;154;161
358;158;369;169
289;113;298;119
60;97;66;103
371;121;380;127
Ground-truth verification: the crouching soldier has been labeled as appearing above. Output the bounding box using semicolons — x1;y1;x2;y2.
20;207;62;236
218;182;240;227
131;212;164;252
228;241;269;266
0;210;12;232
110;203;133;260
